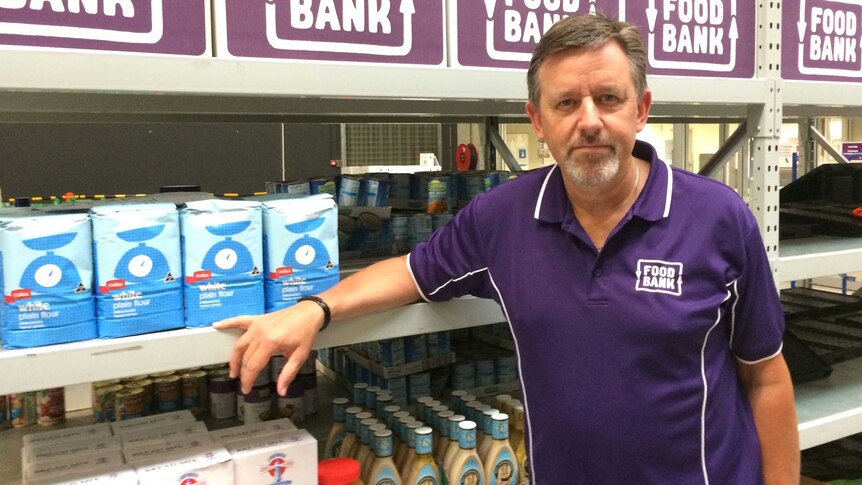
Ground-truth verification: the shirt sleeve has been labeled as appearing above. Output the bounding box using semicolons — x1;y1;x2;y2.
730;223;786;363
407;196;494;302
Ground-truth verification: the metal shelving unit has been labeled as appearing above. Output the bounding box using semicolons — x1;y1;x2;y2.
0;297;504;395
1;0;861;470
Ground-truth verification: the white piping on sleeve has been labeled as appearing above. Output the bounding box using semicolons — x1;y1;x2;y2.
405;253;431;302
488;271;537;485
726;280;739;349
663;159;673;218
427;267;489;297
736;343;784;365
533;164;558;220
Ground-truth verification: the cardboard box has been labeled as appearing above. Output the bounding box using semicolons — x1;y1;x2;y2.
111;409;195;434
25;435;123;466
134;444;233;485
24;467;137;485
120;421;209;448
22;422;112;447
209;417;298;444
123;434;214;464
25;450;124;483
226;428;317;485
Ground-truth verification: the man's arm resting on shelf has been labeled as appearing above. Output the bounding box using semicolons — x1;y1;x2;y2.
215;255;421;395
736;353;801;485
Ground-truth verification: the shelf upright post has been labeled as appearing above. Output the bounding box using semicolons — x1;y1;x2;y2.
748;0;784;282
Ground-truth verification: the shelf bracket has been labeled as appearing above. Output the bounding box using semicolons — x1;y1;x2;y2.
486;117;523;172
698;121;748;178
809;124;850;164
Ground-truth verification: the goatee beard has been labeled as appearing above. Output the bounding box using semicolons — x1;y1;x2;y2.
562;147;620;187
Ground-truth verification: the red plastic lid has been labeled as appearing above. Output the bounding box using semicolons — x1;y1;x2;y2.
318;458;361;485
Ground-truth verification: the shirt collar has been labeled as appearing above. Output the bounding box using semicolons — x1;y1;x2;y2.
533;140;673;224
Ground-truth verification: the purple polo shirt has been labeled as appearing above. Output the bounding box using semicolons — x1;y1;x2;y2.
408;140;784;484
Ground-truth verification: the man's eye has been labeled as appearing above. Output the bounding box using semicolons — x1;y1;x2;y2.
602;94;619;103
557;99;573;108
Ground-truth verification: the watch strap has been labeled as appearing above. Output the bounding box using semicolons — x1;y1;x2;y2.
298;295;331;332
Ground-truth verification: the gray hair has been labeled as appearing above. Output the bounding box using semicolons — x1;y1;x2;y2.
527;14;649;105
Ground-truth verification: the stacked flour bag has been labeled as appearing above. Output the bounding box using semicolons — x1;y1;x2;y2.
180;199;264;327
262;194;339;312
0;209;97;348
91;203;184;338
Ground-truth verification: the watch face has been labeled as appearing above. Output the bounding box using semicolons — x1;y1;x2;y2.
128;254;154;278
34;263;62;288
215;248;238;270
295;244;316;266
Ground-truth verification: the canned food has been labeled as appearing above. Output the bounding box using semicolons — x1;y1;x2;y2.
125;379;153;416
209;375;237;420
148;371;175;379
93;384;123;423
337;175;361;207
253;361;271;388
92;379;121;390
10;392;36;428
36;388;65;426
181;370;209;417
115;387;145;421
203;364;228;372
277;380;305;423
153;375;181;413
0;395;8;430
309;176;337;196
121;374;150;384
242;386;273;424
475;355;497;387
359;177;390;207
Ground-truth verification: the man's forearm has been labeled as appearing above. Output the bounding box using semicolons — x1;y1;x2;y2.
319;255;422;321
739;356;800;484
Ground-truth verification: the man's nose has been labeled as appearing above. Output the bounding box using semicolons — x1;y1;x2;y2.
578;98;603;135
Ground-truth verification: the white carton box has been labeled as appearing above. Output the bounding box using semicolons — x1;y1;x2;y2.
25;450;125;483
134;444;233;485
111;410;196;434
209;417;297;444
123;434;214;463
25;435;123;466
121;421;209;448
226;428;317;485
24;467;137;485
22;422;112;447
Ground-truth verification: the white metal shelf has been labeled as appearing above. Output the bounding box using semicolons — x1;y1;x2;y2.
783;81;862;118
797;358;862;450
0;297;505;395
777;236;862;282
0;50;769;121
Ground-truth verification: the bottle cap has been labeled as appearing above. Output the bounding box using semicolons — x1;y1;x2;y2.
318;457;361;485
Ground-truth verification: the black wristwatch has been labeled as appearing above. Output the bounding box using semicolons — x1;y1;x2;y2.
297;295;331;332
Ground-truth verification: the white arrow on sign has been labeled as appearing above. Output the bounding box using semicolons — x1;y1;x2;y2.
797;0;862;77
0;0;163;44
646;0;739;71
265;0;415;56
485;19;533;62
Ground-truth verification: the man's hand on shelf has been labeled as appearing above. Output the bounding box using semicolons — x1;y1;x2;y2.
213;300;325;396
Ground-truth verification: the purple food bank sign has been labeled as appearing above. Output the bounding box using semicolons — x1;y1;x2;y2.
0;0;209;55
213;0;446;65
449;0;755;77
782;0;861;81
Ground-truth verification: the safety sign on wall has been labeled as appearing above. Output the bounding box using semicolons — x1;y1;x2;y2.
213;0;446;66
449;0;755;78
782;0;861;81
0;0;210;56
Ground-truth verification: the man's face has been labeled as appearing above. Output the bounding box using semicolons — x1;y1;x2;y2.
526;41;651;187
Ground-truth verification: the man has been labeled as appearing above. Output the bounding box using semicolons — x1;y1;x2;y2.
216;14;799;484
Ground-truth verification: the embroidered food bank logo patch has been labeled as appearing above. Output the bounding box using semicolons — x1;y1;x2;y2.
636;259;683;296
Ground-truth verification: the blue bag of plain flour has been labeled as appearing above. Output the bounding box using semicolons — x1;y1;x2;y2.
0;211;97;348
262;194;339;312
180;199;264;327
90;203;184;338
